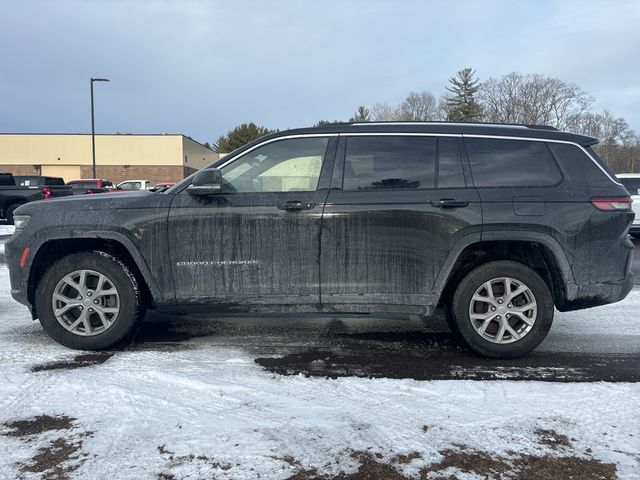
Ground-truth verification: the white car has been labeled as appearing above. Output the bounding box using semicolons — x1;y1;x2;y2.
617;173;640;238
115;180;151;191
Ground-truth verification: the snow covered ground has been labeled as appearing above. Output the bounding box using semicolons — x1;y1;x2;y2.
0;229;638;478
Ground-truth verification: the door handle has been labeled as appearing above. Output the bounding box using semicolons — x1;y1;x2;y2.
277;201;316;211
430;198;469;209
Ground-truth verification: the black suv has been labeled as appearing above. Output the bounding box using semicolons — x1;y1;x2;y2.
5;123;634;357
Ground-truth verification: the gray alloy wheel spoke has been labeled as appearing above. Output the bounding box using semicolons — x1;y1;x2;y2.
468;276;537;345
511;311;535;326
478;318;492;335
54;303;78;317
94;309;110;329
52;269;120;337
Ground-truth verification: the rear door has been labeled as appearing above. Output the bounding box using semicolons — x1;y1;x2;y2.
167;135;337;306
320;134;482;312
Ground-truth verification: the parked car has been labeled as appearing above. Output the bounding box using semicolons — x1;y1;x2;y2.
109;180;151;192
67;179;115;195
15;176;67;187
616;173;640;238
150;182;176;192
5;123;634;357
0;173;72;223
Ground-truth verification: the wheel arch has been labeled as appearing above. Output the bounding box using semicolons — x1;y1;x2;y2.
436;233;573;310
27;234;161;314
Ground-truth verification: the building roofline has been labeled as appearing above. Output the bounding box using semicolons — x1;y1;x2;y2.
0;132;214;151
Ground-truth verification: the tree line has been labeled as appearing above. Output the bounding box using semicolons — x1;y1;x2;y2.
212;68;640;173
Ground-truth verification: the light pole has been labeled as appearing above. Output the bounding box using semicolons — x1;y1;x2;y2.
90;77;109;178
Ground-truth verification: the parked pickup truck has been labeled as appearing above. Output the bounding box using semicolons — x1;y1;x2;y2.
0;173;73;223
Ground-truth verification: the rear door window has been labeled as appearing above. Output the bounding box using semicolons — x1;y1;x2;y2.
343;136;436;190
437;137;465;188
465;138;562;187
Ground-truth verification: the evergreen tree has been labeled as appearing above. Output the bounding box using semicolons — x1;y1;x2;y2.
349;105;370;122
213;123;276;153
445;68;483;122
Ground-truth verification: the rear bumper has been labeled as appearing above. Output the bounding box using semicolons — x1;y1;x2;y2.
559;272;634;311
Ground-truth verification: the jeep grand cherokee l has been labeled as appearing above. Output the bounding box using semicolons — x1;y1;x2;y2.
5;122;634;358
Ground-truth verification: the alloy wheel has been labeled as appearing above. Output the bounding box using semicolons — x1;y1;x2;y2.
468;277;537;344
52;269;120;336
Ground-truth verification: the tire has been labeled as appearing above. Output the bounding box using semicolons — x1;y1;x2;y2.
443;304;460;336
35;251;145;350
451;260;554;358
5;203;21;225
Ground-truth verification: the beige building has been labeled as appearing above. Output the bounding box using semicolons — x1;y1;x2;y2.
0;133;218;184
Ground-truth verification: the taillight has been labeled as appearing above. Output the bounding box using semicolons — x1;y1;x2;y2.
42;187;52;200
86;189;94;194
591;197;633;211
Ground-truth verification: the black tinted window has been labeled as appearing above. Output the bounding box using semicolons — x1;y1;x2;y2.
618;178;640;194
466;138;562;187
438;137;465;188
45;177;64;185
547;143;613;187
343;136;435;190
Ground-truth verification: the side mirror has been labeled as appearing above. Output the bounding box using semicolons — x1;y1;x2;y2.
187;168;223;196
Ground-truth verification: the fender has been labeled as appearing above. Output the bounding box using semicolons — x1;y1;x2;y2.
28;228;170;306
432;229;575;299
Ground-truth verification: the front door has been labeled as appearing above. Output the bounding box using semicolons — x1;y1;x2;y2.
167;135;337;307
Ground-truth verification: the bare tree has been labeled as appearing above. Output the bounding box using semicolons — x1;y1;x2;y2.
479;72;592;130
399;91;441;121
370;102;403;121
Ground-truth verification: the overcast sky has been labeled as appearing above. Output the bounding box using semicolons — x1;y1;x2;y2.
1;0;639;144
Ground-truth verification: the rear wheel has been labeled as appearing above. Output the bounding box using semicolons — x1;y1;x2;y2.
451;260;554;358
35;251;145;350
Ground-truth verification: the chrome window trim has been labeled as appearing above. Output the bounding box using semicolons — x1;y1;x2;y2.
351;122;530;129
340;132;461;137
462;134;622;186
217;133;338;169
216;131;620;188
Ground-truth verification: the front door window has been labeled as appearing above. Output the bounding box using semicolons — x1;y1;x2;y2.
220;137;330;193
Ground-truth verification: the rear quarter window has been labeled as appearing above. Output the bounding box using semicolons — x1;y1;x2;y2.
547;143;617;188
465;138;562;187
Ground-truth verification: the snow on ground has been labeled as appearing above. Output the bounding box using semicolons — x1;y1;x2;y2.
0;260;639;479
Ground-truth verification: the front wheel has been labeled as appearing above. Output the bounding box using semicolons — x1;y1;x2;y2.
35;251;145;350
451;261;554;358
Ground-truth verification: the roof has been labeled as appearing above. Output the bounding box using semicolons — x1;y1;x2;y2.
261;122;598;146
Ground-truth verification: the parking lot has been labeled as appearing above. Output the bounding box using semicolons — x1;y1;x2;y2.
0;228;638;479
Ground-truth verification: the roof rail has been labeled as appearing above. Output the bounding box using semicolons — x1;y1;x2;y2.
350;121;557;130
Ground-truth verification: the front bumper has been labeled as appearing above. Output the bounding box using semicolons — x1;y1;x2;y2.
5;231;34;313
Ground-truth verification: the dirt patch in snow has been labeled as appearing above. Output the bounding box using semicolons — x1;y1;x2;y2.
255;348;640;382
2;414;75;437
535;428;574;450
31;352;114;372
2;414;93;480
20;437;85;479
156;444;233;478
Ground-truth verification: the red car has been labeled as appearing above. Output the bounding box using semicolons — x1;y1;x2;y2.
66;179;115;195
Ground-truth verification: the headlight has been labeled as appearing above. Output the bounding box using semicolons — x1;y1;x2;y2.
13;215;30;230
